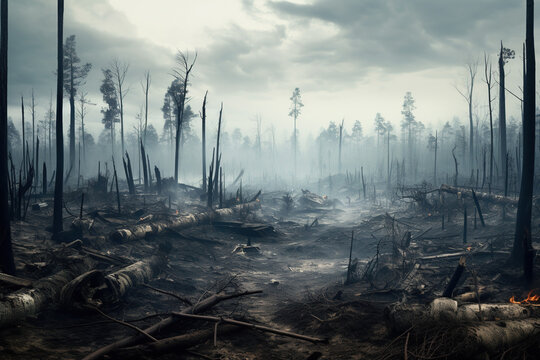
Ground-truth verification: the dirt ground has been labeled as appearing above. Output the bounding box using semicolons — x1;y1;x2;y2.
1;183;540;360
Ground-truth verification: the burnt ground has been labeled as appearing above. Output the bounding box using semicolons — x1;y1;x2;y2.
2;183;540;360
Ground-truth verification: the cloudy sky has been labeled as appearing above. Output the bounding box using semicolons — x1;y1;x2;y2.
5;0;536;142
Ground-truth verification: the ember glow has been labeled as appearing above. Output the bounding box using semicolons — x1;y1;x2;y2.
509;289;540;304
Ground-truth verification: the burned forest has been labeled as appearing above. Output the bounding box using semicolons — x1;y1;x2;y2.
2;1;540;359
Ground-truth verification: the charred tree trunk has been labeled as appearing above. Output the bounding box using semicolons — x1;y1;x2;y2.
52;0;64;234
21;96;25;175
125;152;135;195
69;80;75;172
213;103;223;196
154;166;161;195
112;159;120;214
499;42;508;187
42;162;47;195
140;140;148;191
201;91;207;192
433;131;438;185
484;53;495;192
512;0;536;279
452;145;458;186
0;0;15;275
338;119;343;174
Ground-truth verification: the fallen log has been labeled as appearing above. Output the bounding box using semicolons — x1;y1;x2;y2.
0;261;91;328
101;255;165;304
460;318;540;354
387;298;536;333
61;255;166;308
111;325;240;359
113;311;326;359
111;201;260;242
82;290;262;360
170;312;327;343
440;184;518;205
0;272;33;288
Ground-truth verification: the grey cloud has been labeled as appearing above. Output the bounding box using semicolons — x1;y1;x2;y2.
268;0;528;76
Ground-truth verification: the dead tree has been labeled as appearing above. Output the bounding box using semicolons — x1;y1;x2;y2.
452;145;459;186
52;0;64;235
338;119;344;174
433;130;438;185
20;96;25;174
112;59;129;155
456;61;477;170
201;91;207;191
154;166;161;194
42;162;47;194
483;53;495;191
499;42;515;186
172;51;196;183
112;159;120;214
512;0;535;280
0;0;15;275
141;70;150;145
213;103;223;196
140;140;148;191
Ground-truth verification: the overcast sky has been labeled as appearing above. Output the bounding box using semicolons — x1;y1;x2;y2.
5;0;537;142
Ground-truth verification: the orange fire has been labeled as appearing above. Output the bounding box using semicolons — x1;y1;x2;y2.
509;289;540;304
466;246;472;252
175;210;179;215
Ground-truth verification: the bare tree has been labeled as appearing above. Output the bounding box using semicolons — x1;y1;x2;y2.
498;42;515;185
171;51;196;183
0;0;15;274
77;91;95;163
455;60;478;170
289;87;303;176
112;59;129;155
483;53;496;191
512;0;535;279
53;0;64;234
200;91;207;191
141;70;150;146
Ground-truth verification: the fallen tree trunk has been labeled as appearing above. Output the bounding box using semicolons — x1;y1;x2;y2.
61;255;166;308
111;201;260;242
111;325;241;359
0;261;91;328
82;290;262;360
387;298;535;333
460;318;540;354
440;184;518;205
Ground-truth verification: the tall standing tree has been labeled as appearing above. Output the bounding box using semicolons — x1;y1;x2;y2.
401;91;416;174
483;53;496;192
111;59;128;155
52;0;64;235
161;92;174;149
171;51;196;183
512;0;535;279
77;92;94;163
201;91;207;191
498;43;515;185
63;35;91;172
289;87;303;176
456;61;477;170
0;0;15;274
100;68;119;157
141;70;150;146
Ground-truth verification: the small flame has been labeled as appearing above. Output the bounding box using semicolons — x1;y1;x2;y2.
509;289;540;304
175;210;179;215
466;246;472;252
